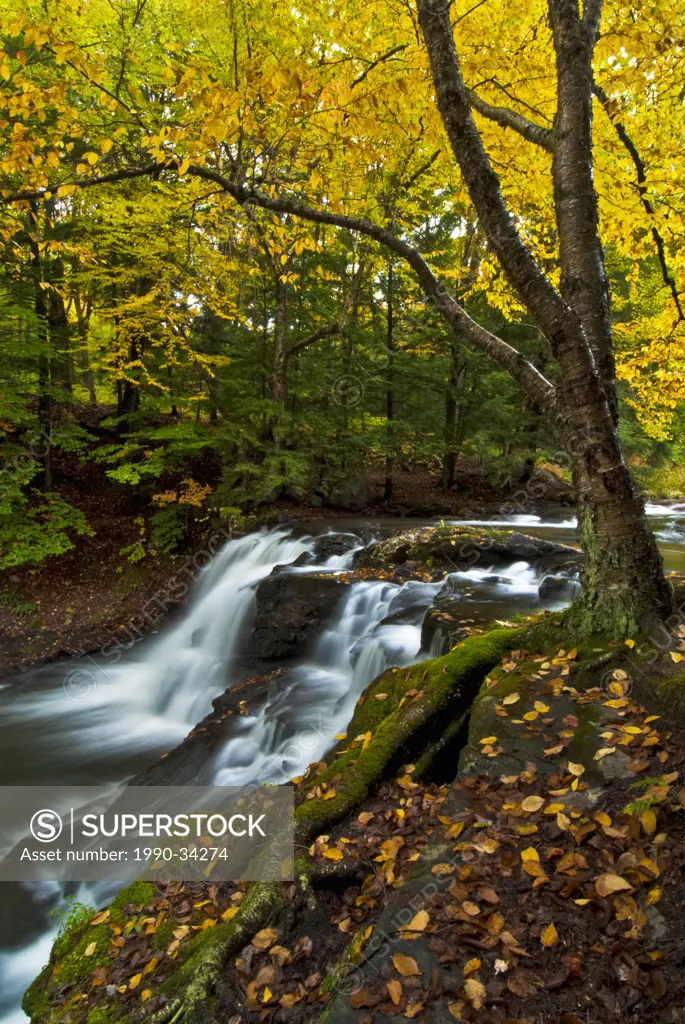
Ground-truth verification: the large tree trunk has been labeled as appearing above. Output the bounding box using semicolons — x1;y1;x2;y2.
384;261;394;503
416;0;673;637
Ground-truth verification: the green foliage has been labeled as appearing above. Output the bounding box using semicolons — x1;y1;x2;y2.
0;489;93;569
151;504;187;552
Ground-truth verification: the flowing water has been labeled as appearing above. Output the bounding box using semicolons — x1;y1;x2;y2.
1;505;685;1022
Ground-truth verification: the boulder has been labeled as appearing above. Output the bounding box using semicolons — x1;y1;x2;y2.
250;571;348;661
323;472;368;512
538;574;581;605
362;525;581;572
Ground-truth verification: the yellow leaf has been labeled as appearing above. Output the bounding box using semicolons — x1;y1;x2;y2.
323;847;343;860
252;927;279;950
502;692;520;704
90;910;110;926
521;847;540;862
393;953;421;977
594;747;616;760
596;873;632;897
386;979;402;1005
178;158;190;175
221;907;239;921
670;651;682;663
100;139;113;154
625;639;635;648
129;974;143;990
541;922;558;947
358;811;374;825
143;957;159;975
567;761;585;776
0;62;10;82
534;701;550;713
262;986;273;1003
464;978;486;1009
521;795;544;812
594;811;612;827
405;910;429;933
523;711;538;721
479;735;498;745
640;809;657;834
84;151;100;165
463;958;481;975
84;942;97;957
375;692;389;700
431;862;454;875
141;990;153;1001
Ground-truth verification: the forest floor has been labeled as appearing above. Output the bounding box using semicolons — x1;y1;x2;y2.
24;617;685;1024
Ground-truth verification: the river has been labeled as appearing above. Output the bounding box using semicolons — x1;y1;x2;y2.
1;504;684;1022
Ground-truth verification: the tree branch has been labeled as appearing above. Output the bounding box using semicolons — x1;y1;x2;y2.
467;89;554;151
0;159;557;415
592;81;684;323
0;163;160;203
286;321;343;358
351;44;408;88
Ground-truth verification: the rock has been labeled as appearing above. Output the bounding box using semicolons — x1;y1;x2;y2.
250;572;348;661
310;494;323;507
538;574;581;604
324;472;367;512
312;533;360;561
362;525;581;572
521;466;575;504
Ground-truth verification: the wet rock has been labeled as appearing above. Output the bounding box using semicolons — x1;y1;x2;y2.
363;525;580;572
251;572;348;661
312;533;361;561
538;574;581;604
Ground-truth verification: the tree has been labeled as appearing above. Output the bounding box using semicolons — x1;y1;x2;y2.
0;0;682;634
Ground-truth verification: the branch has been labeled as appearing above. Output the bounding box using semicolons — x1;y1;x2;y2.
582;0;604;43
0;163;160;203
0;158;557;414
467;90;554;151
351;44;408;88
287;321;342;358
592;81;685;323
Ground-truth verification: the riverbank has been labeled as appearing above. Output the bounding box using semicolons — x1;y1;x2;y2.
22;612;685;1024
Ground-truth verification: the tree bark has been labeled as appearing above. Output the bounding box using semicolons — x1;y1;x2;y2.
384;261;395;503
73;291;97;404
416;0;672;636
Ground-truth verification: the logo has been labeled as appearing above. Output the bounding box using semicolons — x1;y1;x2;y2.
30;809;63;843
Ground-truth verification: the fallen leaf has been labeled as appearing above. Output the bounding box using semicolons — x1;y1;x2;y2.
393;953;421;977
596;873;632;897
503;692;520;705
129;974;143;990
358;811;374;825
541;922;559;947
463;958;481;975
252;928;279;950
84;942;97;957
567;761;585;776
464;978;486;1009
522;796;545;812
387;979;402;1005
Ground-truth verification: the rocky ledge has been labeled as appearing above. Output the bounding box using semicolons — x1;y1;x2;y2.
361;525;581;573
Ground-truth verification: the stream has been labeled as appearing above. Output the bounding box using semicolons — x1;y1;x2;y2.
1;504;684;1022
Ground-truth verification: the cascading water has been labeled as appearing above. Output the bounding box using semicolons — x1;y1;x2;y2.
3;504;685;1023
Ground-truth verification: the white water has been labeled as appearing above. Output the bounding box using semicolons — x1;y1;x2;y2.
3;507;684;1022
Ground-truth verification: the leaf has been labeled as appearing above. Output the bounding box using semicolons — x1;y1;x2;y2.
479;735;498;745
541;922;559;947
84;942;97;957
358;811;374;825
640;809;657;834
252;927;279;950
141;990;153;1001
387;979;403;1005
521;846;540;862
670;651;683;663
502;692;520;704
375;692;389;700
594;747;616;760
405;910;429;933
85;151;100;165
90;910;110;926
323;847;344;860
464;978;486;1009
221;907;239;921
393;953;421;977
534;701;550;713
521;796;544;812
129;973;143;990
431;862;454;875
567;761;585;776
596;873;632;897
463;958;481;975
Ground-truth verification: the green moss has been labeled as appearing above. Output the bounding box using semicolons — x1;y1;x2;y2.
296;626;525;840
53;923;110;986
21;965;52;1018
109;880;156;920
152;918;178;951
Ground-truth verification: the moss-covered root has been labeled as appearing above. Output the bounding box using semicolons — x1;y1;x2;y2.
147;880;293;1024
296;626;525;841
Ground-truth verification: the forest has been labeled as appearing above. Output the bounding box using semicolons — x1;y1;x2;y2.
2;1;685;1023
